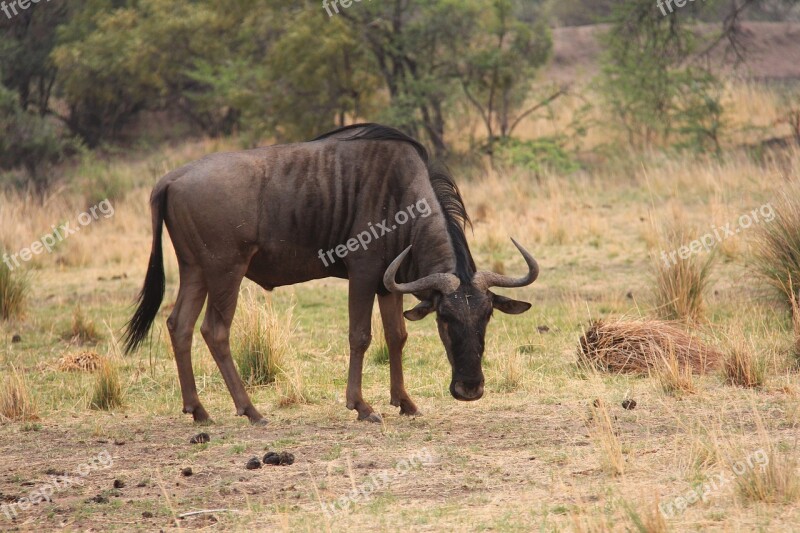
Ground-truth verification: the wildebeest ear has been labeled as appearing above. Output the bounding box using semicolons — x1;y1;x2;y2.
404;300;435;321
491;293;531;315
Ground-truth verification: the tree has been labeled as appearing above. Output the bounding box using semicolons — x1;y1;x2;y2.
458;0;553;153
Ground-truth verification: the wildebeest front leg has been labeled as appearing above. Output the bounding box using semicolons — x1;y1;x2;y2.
346;279;381;422
378;292;420;416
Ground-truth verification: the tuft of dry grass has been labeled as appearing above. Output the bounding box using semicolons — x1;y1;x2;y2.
656;343;696;395
651;220;715;322
752;185;800;309
0;366;38;422
734;447;800;504
276;364;309;407
369;311;389;365
90;358;124;410
0;254;28;320
587;399;625;476
579;317;721;375
624;498;668;533
232;288;292;386
722;334;767;388
66;306;101;345
57;350;102;372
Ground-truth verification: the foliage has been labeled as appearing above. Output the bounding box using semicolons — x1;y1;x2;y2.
0;249;28;320
0;83;74;193
494;137;580;175
597;0;726;151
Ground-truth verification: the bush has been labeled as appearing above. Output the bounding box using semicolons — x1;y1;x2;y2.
0;84;75;194
494;137;580;175
90;359;124;410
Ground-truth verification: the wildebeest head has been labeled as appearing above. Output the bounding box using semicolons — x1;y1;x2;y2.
383;239;538;401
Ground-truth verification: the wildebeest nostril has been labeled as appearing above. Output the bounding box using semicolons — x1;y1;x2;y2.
451;380;485;401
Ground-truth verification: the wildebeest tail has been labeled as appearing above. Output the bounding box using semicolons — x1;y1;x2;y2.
123;184;168;353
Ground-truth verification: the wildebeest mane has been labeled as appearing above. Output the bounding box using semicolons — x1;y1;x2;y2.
312;123;476;282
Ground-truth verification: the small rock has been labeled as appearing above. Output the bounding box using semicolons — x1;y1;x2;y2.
181;467;193;477
113;479;125;489
537;325;550;333
626;291;633;299
142;511;153;518
11;334;21;343
189;432;210;444
89;494;108;504
622;399;637;410
246;457;262;470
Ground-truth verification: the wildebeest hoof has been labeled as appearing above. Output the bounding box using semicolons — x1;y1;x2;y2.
249;417;269;427
186;405;212;424
358;412;383;423
400;406;422;416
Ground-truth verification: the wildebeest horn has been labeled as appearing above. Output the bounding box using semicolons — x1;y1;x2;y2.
383;246;461;295
473;238;539;290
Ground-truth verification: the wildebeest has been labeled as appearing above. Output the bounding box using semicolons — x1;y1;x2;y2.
124;124;539;425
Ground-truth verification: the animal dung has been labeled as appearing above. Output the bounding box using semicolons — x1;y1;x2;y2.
189;432;210;444
57;350;102;372
245;457;262;470
181;467;193;477
11;334;21;343
621;399;637;410
263;451;295;466
578;318;721;375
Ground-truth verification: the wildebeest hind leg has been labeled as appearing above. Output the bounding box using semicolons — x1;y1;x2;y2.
167;263;210;423
346;276;381;423
200;267;267;426
378;292;420;416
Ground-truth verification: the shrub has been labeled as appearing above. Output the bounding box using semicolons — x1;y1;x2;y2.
722;334;767;388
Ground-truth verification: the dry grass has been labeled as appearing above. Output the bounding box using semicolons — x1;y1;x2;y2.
57;350;102;372
722;334;767;388
276;364;309;407
656;344;697;395
90;358;124;410
587;399;625;476
0;254;28;320
0;365;38;422
735;446;800;504
624;498;668;533
369;311;389;365
578;317;721;375
66;306;101;345
651;219;715;322
752;183;800;309
232;287;292;386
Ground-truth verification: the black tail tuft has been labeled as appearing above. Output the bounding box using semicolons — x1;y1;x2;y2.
123;187;167;353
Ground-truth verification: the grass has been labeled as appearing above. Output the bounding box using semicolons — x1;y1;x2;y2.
651;219;715;322
0;253;28;320
66;306;102;345
0;81;798;530
722;334;767;388
0;365;38;422
90;358;124;410
232;288;293;386
752;183;800;309
735;447;800;504
656;343;696;395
